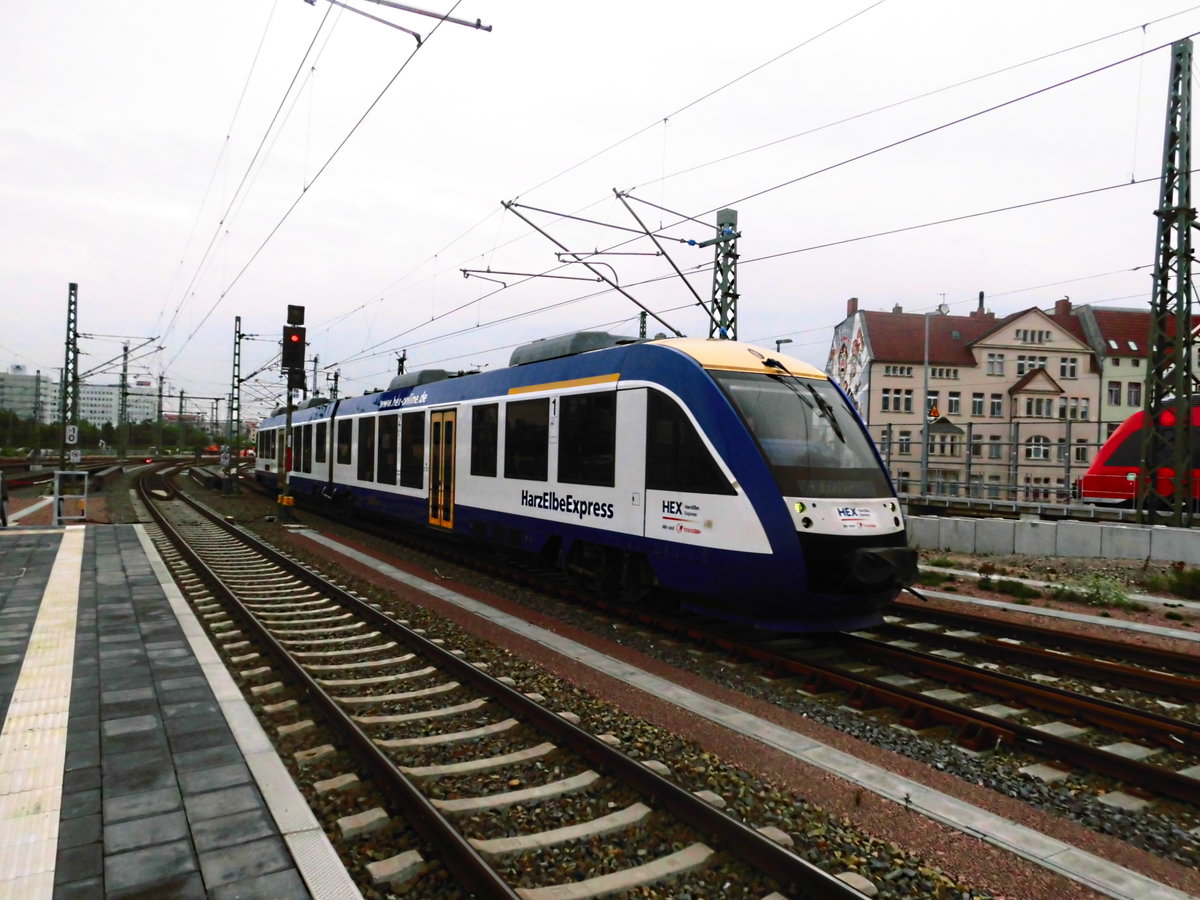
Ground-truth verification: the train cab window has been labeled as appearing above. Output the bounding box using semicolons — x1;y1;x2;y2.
559;392;615;486
713;371;893;499
645;389;734;495
504;398;549;481
315;422;327;464
471;404;498;477
336;420;352;465
357;418;375;482
400;411;424;488
377;414;398;485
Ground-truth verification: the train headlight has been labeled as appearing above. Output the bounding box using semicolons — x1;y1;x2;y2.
793;501;806;514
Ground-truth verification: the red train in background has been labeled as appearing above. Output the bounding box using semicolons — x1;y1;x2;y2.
1077;397;1200;507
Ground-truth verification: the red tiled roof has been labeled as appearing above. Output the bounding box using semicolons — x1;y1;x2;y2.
861;311;995;365
862;305;1094;366
1091;309;1151;357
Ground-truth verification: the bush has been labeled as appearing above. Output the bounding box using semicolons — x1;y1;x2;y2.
925;556;956;569
978;576;1041;599
1166;567;1200;600
1047;574;1133;610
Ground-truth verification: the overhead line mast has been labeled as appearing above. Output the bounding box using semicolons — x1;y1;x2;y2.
1138;38;1197;528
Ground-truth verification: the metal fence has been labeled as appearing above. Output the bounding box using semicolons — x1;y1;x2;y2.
872;419;1111;503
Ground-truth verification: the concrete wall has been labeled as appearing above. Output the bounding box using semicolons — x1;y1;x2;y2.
907;515;1200;565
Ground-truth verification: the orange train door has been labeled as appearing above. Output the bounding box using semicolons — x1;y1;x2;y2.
428;409;456;528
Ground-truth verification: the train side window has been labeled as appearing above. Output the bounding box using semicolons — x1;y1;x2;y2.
315;422;327;465
645;389;734;495
400;411;424;488
559;392;615;487
377;414;398;485
300;423;312;473
504;398;549;481
336;420;352;465
471;404;498;477
357;417;376;482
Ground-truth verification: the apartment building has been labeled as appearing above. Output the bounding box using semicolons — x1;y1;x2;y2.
825;296;1136;501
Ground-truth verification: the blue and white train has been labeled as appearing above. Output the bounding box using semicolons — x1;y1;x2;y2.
254;333;916;631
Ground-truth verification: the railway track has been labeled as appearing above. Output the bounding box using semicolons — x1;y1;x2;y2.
138;470;870;899
232;470;1200;836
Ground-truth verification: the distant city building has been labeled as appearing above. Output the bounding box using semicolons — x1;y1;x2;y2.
0;367;58;424
825;296;1159;502
78;382;158;427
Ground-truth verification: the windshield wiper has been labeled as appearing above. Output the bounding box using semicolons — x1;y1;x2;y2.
804;383;845;442
762;358;845;442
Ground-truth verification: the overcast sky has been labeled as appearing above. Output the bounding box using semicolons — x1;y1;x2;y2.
3;0;1198;421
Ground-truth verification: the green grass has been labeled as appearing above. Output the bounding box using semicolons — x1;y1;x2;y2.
918;570;957;587
977;576;1041;599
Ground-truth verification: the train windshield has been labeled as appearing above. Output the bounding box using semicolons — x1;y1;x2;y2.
713;371;892;499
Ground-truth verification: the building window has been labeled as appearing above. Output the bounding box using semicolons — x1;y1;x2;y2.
988;435;1003;459
986;353;1005;375
1025;435;1050;460
1016;355;1048;376
1074;440;1088;463
971;393;984;416
884;365;913;377
1056;438;1067;461
902;389;913;413
1127;382;1141;407
1023;397;1053;417
926;390;939;416
1016;328;1051;344
1107;381;1121;405
931;367;959;379
1059;357;1077;378
971;434;983;457
990;394;1003;417
898;431;911;455
948;392;960;415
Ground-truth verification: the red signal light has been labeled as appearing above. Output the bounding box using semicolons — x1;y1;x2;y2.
1161;409;1177;427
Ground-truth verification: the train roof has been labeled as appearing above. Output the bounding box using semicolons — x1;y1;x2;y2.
266;336;827;427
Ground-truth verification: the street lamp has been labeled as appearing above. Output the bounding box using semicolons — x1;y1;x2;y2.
919;303;950;496
775;338;793;354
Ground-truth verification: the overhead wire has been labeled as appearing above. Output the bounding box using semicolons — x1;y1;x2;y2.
316;0;899;348
347;160;1177;374
167;1;467;373
161;3;337;354
628;4;1200;194
153;0;285;346
708;30;1200;216
324;11;1197;377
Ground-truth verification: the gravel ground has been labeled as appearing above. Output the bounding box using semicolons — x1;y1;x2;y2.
97;476;1200;899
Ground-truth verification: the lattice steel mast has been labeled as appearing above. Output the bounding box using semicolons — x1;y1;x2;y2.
59;283;79;466
1138;38;1197;527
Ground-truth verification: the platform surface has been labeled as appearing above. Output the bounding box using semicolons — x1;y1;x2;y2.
0;524;355;899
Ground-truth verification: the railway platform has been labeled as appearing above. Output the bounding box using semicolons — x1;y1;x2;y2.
0;523;357;899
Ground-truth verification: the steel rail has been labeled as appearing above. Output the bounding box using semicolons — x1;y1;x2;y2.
141;473;867;900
